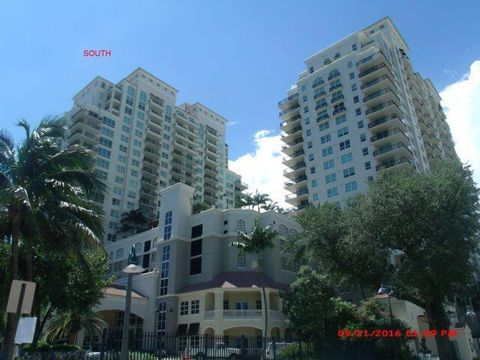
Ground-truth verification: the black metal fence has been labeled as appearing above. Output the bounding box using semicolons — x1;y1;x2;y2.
17;331;376;360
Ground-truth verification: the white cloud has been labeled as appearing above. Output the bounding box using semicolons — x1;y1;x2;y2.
229;130;290;209
440;60;480;184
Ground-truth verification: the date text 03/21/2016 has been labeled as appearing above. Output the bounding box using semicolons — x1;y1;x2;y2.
337;329;458;338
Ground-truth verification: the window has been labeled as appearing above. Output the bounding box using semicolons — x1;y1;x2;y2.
302;95;308;102
335;115;346;125
322;146;333;157
237;252;246;268
312;179;318;187
307;141;313;149
190;240;202;275
132;159;140;167
122;125;130;133
339;140;351;150
116;248;124;259
354;96;359;103
323;159;335;170
118;155;127;163
124;107;132;115
164;211;172;240
345;181;358;193
310;166;316;174
358;120;364;128
191;300;200;314
365;161;372;170
325;173;336;184
318;122;329;132
119;145;127;153
352;44;357;51
101;127;114;138
159;245;170;296
351;84;357;91
301;84;306;91
191;224;203;238
102;117;115;128
96;158;109;169
304;117;310;125
360;133;367;142
347;61;353;68
355;108;361;116
313;193;319;201
117;165;125;174
337;127;349;137
327;187;338;198
123;116;131;125
96;147;111;158
341;153;353;164
349;72;355;80
236;220;246;232
180;301;189;315
306;129;312;136
308;153;314;161
121;135;129;143
362;147;369;156
343;167;355;178
131;170;138;177
320;134;331;144
304;106;309;114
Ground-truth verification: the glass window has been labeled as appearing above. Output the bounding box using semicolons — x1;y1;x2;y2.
325;173;336;184
237;252;246;268
327;187;338;198
345;181;358;193
323;159;335;170
341;153;353;164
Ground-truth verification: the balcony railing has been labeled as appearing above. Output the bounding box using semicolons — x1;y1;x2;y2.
370;128;407;143
316;114;329;121
365;100;399;116
279;104;300;117
204;310;283;320
315;103;328;111
328;72;340;81
329;83;342;92
313;91;327;99
331;95;344;104
278;93;299;106
373;142;412;157
333;107;346;116
363;88;400;104
312;80;325;88
283;163;306;174
358;63;391;79
361;75;394;91
376;158;414;171
368;116;405;129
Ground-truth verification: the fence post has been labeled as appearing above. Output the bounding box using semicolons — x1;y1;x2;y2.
204;334;208;355
241;335;245;360
99;329;107;360
299;341;302;360
272;337;276;359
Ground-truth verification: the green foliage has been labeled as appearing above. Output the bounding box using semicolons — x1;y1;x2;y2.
282;266;357;339
45;309;104;344
277;343;313;360
230;219;277;258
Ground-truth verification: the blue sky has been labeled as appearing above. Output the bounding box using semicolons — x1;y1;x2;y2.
1;0;479;204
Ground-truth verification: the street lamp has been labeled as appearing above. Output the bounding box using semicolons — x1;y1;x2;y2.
378;285;399;360
120;246;144;360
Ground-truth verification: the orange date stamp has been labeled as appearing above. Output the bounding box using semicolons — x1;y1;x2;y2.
338;329;458;338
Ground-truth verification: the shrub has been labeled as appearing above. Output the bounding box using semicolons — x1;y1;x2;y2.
277;343;313;360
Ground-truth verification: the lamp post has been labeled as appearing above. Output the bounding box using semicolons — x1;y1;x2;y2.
120;246;145;360
378;285;399;360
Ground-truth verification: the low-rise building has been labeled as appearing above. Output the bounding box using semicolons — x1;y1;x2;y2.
90;182;300;342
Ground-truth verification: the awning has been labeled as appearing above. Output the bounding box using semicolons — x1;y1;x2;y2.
187;323;199;335
176;324;188;336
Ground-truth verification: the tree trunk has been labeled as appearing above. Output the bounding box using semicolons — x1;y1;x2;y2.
258;254;268;360
426;302;453;360
3;212;21;355
32;305;55;348
26;235;34;281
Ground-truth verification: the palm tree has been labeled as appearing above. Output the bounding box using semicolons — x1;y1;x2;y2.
45;309;104;345
251;192;271;212
229;220;278;359
0;117;105;354
119;209;148;235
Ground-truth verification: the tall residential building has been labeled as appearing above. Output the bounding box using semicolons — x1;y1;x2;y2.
88;183;300;340
280;17;457;210
66;68;244;242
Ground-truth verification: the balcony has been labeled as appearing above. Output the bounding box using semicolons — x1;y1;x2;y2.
365;100;402;120
312;80;325;88
284;175;307;191
358;63;394;83
313;91;326;100
316;114;329;122
279;103;300;118
283;151;305;167
327;72;340;81
283;163;306;180
331;95;344;104
373;142;413;161
333;107;346;116
361;74;396;94
280;114;301;132
370;128;408;147
363;88;400;107
356;50;389;71
315;102;328;111
282;146;304;161
376;157;415;171
278;93;299;108
368;116;406;132
329;83;342;92
204;310;284;321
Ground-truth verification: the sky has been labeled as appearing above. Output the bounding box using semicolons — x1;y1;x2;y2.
1;0;479;207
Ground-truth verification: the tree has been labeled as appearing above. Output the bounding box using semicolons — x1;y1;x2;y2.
251;192;271;212
229;219;277;359
45;309;104;345
0;117;105;354
192;202;211;214
290;161;480;360
119;209;148;235
282;266;357;342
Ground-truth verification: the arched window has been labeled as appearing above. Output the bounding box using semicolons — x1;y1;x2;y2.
278;225;288;237
236;220;246;232
237;252;246;268
140;91;147;101
127;86;135;96
324;58;331;65
334;52;341;60
116;248;124;259
109;251;114;261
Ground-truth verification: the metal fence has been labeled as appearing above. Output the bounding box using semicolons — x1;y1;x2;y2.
17;331;376;360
